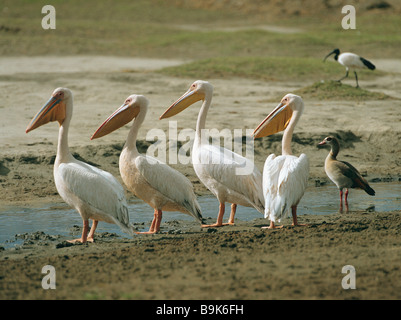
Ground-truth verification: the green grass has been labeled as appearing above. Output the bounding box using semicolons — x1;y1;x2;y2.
294;81;394;101
83;291;106;300
1;0;400;59
158;56;383;82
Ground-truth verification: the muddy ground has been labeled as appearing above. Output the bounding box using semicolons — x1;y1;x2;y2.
1;211;401;300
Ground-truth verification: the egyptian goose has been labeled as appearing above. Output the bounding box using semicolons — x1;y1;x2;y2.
318;136;375;210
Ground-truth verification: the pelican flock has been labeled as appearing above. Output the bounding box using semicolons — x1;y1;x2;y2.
253;94;309;229
26;88;134;243
24;50;380;239
318;136;375;211
160;80;264;227
323;48;376;88
91;94;203;234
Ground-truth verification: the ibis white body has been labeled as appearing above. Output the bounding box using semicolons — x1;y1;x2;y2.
324;48;375;88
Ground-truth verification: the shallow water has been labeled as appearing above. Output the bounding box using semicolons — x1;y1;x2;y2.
1;182;400;247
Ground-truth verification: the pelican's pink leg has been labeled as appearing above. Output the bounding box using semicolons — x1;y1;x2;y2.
87;220;98;242
68;219;89;243
136;209;159;234
154;209;163;233
291;206;307;227
227;204;237;225
202;202;226;228
262;220;283;229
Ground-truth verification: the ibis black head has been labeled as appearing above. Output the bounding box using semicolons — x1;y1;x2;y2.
323;48;340;62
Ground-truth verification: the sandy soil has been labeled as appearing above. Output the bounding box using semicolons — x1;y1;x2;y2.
0;56;401;300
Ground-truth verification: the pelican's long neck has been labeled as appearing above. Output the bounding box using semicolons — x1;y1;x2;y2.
124;107;147;156
56;99;73;163
282;109;302;156
195;92;212;146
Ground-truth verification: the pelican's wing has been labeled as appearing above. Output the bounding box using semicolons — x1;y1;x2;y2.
263;154;309;222
57;160;132;234
135;155;203;222
196;144;264;212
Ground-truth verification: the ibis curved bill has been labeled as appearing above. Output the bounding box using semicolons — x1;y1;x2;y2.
26;88;134;243
91;94;203;234
324;48;375;88
253;94;309;229
318;136;375;211
160;80;264;228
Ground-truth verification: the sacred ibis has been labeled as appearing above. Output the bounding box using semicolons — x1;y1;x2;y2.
323;48;375;88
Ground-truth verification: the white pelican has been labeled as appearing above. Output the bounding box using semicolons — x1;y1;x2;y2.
91;94;203;234
253;94;309;229
26;88;134;243
159;80;264;227
323;48;375;88
318;136;375;211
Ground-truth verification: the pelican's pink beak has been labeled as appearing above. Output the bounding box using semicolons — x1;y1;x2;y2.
159;88;204;120
253;102;293;139
91;102;140;140
26;96;66;133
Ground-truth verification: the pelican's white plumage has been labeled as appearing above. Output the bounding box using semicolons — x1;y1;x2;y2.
91;94;203;234
124;152;202;216
26;88;133;243
55;161;131;230
262;154;309;222
193;143;264;211
160;80;264;227
254;94;309;229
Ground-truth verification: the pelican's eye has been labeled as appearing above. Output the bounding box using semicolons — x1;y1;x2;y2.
54;91;64;99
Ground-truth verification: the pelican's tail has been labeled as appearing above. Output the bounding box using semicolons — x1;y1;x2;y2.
117;221;137;237
255;203;265;215
264;195;290;223
253;188;265;215
113;205;136;237
183;199;204;224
